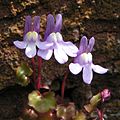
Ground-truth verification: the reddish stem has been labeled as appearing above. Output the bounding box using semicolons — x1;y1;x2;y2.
36;56;42;89
31;57;36;84
97;109;103;120
61;71;69;100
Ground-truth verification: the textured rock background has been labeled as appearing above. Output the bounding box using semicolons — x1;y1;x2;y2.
0;0;120;119
0;0;120;89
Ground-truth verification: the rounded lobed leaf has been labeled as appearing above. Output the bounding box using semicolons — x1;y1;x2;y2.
28;91;56;113
16;63;33;86
56;103;76;120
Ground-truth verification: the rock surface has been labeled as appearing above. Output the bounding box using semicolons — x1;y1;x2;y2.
0;0;120;120
0;0;120;90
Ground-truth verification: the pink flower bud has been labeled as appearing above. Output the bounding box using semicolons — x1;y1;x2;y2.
101;89;111;102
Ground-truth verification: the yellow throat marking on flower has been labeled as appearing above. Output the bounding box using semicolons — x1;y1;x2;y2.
81;52;92;63
26;31;38;41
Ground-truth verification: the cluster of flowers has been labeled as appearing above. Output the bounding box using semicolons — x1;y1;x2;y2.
14;14;108;84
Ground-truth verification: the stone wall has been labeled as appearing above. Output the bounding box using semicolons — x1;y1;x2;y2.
0;0;120;90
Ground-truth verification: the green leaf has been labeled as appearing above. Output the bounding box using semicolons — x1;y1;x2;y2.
56;103;76;120
16;63;33;86
56;105;66;119
28;90;56;113
44;92;56;109
74;111;86;120
84;93;101;113
90;93;101;106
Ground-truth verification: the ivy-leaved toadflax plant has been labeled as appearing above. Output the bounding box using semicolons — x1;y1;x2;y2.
14;16;44;89
69;36;108;84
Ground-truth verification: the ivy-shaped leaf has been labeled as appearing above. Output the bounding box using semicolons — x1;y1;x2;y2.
28;90;56;113
56;103;76;120
16;63;33;86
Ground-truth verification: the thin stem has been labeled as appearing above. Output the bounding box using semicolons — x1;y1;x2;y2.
61;70;69;100
97;109;103;120
31;57;36;84
36;56;42;89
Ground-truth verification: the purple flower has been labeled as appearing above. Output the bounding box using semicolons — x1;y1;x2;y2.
14;16;40;58
37;14;78;64
69;36;108;84
101;89;111;102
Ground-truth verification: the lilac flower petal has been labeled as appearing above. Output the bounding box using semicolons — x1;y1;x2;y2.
83;65;93;84
37;49;53;60
54;43;68;64
25;42;36;58
46;32;57;43
14;40;27;49
69;63;82;75
88;53;92;63
33;16;40;33
24;16;32;35
78;36;88;54
61;41;78;57
36;39;54;50
44;14;54;40
54;14;62;32
56;32;64;42
87;37;95;52
74;55;80;63
92;64;108;74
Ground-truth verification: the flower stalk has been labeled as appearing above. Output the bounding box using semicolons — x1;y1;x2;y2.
36;56;42;89
31;57;36;84
97;109;103;120
61;71;69;100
